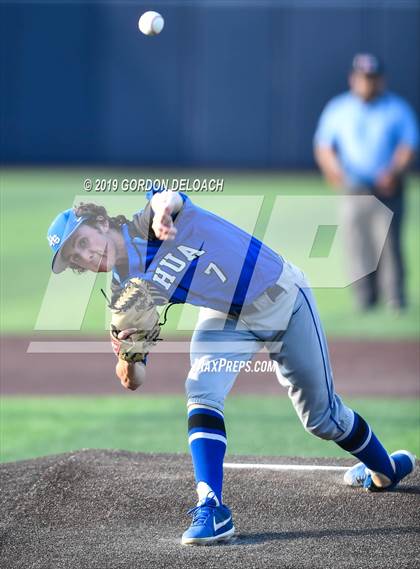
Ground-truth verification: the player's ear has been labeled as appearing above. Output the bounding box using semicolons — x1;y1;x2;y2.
94;215;110;233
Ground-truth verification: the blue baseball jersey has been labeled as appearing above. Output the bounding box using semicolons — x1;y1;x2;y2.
112;193;283;314
314;91;419;188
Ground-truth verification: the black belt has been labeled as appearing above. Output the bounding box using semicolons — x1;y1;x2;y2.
265;283;283;302
229;283;283;318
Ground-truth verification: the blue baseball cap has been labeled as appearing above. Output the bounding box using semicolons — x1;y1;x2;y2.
47;209;87;273
352;53;384;76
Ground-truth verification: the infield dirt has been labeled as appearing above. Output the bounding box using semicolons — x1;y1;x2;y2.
1;336;419;396
1;450;419;569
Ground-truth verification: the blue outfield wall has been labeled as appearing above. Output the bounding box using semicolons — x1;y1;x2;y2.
1;1;419;168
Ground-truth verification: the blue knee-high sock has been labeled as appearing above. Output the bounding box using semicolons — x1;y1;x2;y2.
188;406;226;505
336;412;395;481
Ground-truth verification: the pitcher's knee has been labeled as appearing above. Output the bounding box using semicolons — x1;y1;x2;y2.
304;415;340;441
300;396;353;441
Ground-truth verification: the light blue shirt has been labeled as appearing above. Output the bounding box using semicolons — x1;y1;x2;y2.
314;91;419;188
113;192;283;314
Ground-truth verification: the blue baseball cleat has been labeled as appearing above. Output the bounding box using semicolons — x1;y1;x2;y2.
344;450;416;492
181;495;235;545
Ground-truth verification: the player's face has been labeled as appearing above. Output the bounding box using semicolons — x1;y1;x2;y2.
61;223;116;273
349;72;384;101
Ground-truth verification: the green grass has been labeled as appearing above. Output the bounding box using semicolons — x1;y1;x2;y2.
1;169;419;337
1;395;419;463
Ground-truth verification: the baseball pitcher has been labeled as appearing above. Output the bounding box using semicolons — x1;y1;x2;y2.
47;188;415;545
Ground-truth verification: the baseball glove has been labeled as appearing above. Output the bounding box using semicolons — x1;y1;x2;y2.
109;278;161;363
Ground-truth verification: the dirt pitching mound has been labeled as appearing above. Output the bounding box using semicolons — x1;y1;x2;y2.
1;450;419;569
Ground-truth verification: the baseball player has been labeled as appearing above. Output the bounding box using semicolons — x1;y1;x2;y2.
47;189;416;545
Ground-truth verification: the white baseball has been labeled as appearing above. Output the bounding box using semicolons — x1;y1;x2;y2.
138;11;165;36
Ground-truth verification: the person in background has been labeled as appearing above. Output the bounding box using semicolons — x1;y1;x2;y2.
314;53;419;311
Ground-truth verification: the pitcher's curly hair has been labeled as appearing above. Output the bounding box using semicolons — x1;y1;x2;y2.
70;202;128;274
73;202;128;229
